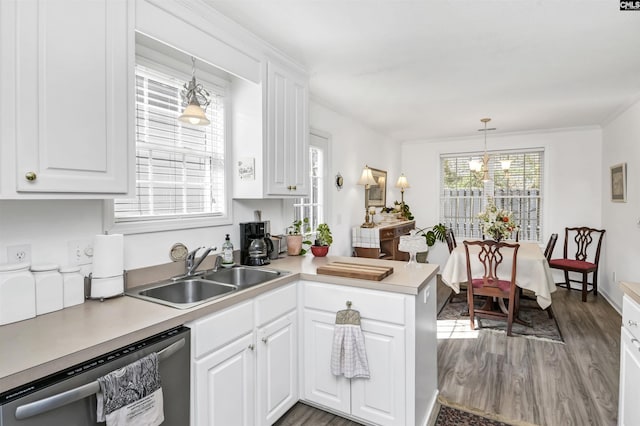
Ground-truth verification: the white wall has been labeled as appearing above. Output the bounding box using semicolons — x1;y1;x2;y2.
309;100;402;257
401;127;604;284
0;199;285;271
601;99;640;310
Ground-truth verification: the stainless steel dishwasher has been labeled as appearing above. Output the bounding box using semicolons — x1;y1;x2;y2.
0;326;190;425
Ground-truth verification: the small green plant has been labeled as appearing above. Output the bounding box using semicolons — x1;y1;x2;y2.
415;223;447;247
314;223;333;246
288;218;311;235
288;218;312;254
394;201;414;220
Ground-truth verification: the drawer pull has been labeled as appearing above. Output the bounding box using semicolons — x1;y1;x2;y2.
248;344;255;351
629;320;638;327
262;337;268;344
25;171;37;181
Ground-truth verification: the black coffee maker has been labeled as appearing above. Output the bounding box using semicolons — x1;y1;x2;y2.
240;221;274;266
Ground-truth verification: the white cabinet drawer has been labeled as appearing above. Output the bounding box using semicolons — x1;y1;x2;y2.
255;283;297;327
189;300;254;358
623;295;640;340
302;281;406;325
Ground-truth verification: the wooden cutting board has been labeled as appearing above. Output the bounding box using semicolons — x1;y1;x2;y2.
316;261;394;281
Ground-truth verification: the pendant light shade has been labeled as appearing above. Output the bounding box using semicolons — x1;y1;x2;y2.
179;97;210;126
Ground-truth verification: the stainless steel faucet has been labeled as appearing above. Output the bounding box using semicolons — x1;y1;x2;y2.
185;246;217;276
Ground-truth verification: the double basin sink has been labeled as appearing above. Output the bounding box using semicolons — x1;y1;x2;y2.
127;266;287;309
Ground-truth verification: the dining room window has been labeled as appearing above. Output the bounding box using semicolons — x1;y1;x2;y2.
440;149;544;242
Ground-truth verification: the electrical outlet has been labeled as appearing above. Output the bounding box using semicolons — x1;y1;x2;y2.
7;244;31;264
68;240;93;266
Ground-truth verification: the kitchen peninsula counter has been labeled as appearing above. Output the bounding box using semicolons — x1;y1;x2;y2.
0;255;438;392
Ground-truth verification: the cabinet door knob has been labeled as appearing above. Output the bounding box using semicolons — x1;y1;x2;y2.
629;320;638;327
25;171;37;181
292;185;297;190
248;344;255;351
287;185;292;190
262;337;268;344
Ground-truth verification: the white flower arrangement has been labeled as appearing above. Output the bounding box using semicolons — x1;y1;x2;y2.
478;199;519;241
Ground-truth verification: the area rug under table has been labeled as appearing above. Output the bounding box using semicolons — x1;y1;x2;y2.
437;295;564;343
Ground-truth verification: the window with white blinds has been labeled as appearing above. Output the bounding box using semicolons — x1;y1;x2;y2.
114;63;227;225
440;149;544;242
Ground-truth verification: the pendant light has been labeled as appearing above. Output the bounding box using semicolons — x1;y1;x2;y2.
178;57;211;126
468;117;508;182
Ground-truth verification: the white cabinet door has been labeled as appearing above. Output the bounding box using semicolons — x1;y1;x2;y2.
13;0;132;194
265;60;308;197
193;332;256;426
302;309;351;413
351;320;406;426
257;311;298;425
619;326;640;426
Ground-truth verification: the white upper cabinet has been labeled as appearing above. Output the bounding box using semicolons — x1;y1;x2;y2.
264;60;309;197
0;0;133;197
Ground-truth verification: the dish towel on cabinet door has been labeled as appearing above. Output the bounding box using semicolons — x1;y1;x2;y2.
330;308;370;379
96;353;164;426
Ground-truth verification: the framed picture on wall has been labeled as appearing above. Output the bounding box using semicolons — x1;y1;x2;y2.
610;163;627;202
365;167;387;208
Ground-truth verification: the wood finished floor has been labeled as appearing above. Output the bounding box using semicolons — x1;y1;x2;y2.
437;280;621;426
277;280;621;426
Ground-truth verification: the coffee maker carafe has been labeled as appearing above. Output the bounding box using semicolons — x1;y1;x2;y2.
240;221;273;266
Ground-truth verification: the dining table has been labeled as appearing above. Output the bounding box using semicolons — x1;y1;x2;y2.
440;241;556;309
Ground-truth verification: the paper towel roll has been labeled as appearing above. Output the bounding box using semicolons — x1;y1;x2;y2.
92;234;124;278
90;275;124;299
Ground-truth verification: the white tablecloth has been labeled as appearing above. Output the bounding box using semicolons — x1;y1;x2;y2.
440;242;556;309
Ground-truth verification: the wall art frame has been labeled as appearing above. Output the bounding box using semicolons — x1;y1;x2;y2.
610;162;627;203
365;167;387;208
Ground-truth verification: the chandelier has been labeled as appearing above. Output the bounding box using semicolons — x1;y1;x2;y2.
468;118;510;182
178;57;211;126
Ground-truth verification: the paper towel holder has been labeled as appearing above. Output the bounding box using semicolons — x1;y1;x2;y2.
85;271;126;302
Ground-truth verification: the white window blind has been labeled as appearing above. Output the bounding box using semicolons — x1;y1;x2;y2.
440;149;544;242
115;64;226;222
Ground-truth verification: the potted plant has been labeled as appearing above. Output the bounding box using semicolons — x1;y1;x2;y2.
311;223;333;257
286;218;312;255
414;223;447;262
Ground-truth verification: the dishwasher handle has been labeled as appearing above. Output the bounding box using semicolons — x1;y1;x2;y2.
15;338;186;420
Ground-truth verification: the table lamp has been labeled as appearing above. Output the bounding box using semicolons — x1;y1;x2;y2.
357;165;377;228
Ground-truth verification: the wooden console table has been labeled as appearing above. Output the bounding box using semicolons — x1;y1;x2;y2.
352;220;415;260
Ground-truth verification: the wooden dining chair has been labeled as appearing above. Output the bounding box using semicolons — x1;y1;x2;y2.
445;228;457;253
463;240;520;336
544;233;558;261
549;227;605;302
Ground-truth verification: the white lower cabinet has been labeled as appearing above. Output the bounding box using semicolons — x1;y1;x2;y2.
300;280;437;426
619;294;640;426
188;283;297;426
194;332;256;425
257;311;297;424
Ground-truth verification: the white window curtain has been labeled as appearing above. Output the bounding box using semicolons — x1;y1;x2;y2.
440;149;544;242
114;64;226;223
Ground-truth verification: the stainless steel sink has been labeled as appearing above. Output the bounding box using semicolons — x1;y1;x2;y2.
202;266;284;289
128;278;238;309
126;266;288;309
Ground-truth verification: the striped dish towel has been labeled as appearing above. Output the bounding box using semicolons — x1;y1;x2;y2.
330;308;370;379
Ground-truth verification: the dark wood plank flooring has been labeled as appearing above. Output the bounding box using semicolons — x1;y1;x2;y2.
277;279;621;426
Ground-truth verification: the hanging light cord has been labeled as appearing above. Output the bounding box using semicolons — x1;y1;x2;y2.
181;57;211;110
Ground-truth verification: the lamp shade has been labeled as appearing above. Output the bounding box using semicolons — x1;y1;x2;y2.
500;160;512;170
357;167;377;186
178;98;210;126
395;174;410;189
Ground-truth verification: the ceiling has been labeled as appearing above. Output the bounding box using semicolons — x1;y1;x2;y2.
204;1;640;141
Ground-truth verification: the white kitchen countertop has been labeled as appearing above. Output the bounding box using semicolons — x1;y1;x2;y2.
621;281;640;306
0;255;438;392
